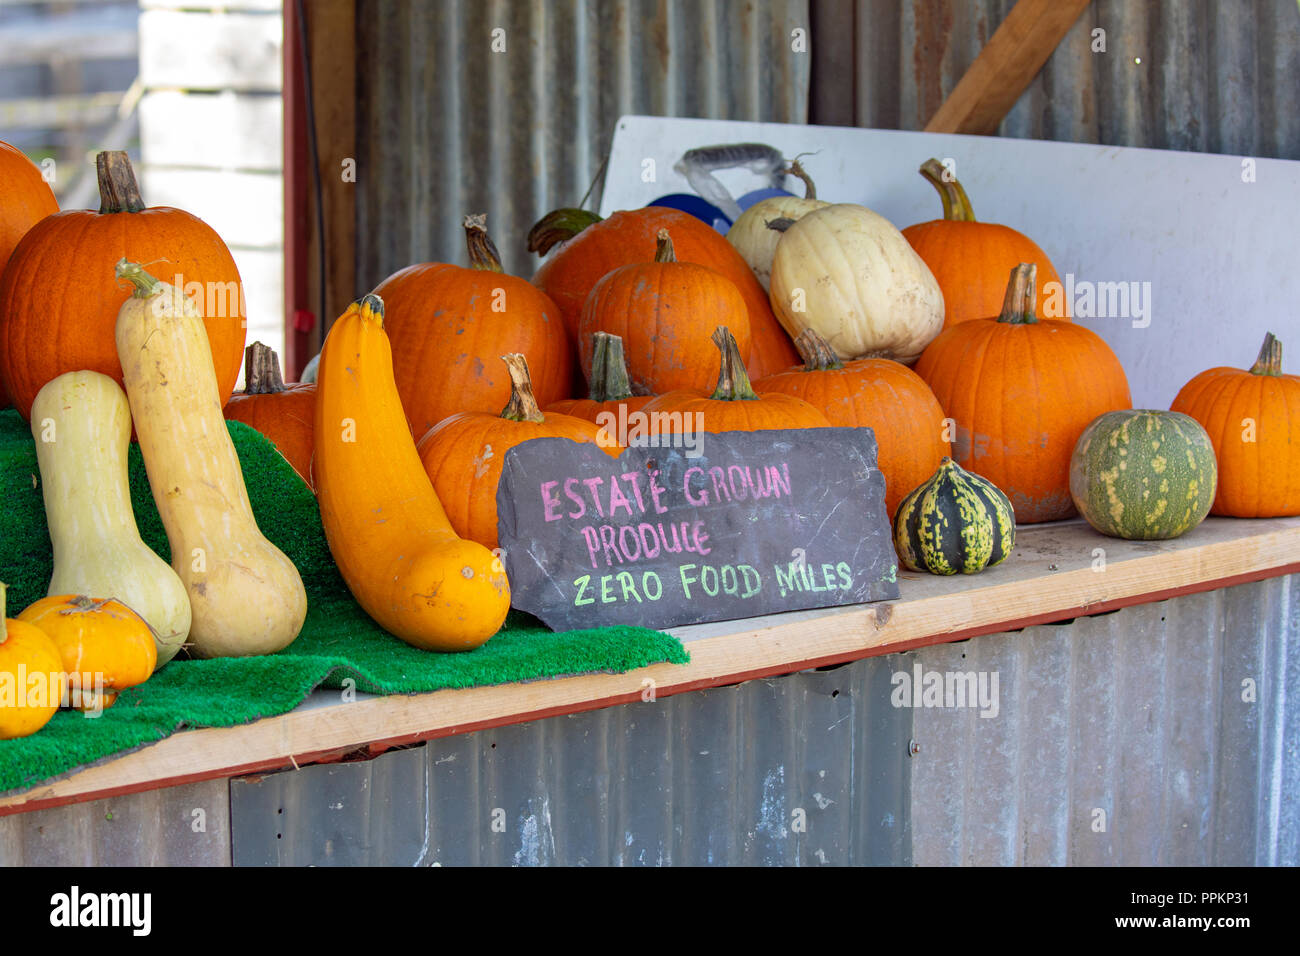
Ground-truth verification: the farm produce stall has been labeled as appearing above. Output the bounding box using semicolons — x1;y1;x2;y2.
2;87;1298;863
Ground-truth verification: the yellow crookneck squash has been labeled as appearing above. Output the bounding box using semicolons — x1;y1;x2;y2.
114;259;307;658
30;370;191;667
313;294;510;652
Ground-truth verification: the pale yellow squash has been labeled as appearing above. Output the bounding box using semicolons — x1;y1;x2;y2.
31;371;191;667
114;260;306;658
768;203;945;365
727;195;829;292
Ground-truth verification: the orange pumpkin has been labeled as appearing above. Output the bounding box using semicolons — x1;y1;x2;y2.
372;214;573;438
0;150;246;421
914;263;1131;523
578;229;751;395
1171;331;1300;517
223;342;316;488
529;205;799;379
756;329;951;516
0;582;66;739
902;159;1067;327
643;327;831;435
17;594;157;711
418;354;614;550
547;331;656;423
0;140;57;272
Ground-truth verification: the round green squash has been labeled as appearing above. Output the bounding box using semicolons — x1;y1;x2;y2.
893;457;1016;575
1070;409;1217;539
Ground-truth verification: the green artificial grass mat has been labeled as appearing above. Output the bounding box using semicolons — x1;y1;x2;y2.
0;408;687;795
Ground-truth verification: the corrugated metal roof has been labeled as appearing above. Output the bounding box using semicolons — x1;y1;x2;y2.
352;0;812;289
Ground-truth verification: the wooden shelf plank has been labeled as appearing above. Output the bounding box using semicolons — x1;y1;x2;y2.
3;516;1297;816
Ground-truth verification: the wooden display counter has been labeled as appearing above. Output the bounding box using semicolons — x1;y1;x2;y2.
2;515;1297;818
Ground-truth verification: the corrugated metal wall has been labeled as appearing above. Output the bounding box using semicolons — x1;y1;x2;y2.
220;574;1296;866
5;574;1294;865
353;0;812;286
810;0;1300;159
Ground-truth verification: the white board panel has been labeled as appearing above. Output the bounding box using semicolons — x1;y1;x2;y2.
602;115;1300;410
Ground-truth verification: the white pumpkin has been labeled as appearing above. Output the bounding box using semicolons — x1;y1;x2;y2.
768;203;945;364
727;195;829;292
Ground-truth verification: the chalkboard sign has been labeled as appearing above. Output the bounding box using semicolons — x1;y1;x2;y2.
496;427;899;631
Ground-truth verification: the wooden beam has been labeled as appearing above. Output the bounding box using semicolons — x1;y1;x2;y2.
2;516;1298;817
925;0;1092;135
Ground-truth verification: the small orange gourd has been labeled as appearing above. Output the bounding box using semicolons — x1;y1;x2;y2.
313;294;510;651
0;582;66;739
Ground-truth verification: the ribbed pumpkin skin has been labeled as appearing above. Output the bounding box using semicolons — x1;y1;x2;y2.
1170;341;1300;517
578;258;751;395
756;357;949;517
1070;410;1217;539
0;141;57;271
223;383;316;488
373;263;572;438
0;161;245;422
893;458;1016;575
915;319;1131;523
643;390;830;434
903;221;1066;327
417;410;609;551
533;207;799;378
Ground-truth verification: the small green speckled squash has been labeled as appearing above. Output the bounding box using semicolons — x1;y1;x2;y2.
1069;409;1217;540
893;457;1016;575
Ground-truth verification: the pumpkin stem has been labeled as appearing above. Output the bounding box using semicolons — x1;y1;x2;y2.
115;258;163;298
654;229;676;263
357;293;385;329
464;213;505;273
1249;332;1283;376
500;354;547;423
784;159;817;199
587;332;636;402
997;263;1039;325
244;342;288;394
794;329;845;371
527;208;604;256
59;596;115;615
708;327;760;401
765;217;796;234
919;158;976;223
96;150;146;215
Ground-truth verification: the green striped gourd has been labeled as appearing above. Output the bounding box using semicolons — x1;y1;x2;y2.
893;457;1016;575
1069;409;1217;540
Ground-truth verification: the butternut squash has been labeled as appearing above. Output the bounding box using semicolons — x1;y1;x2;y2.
30;371;191;667
314;294;510;651
114;260;306;657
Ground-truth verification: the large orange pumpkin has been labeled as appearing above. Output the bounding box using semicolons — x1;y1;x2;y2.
756;329;951;516
0;151;246;421
914;263;1131;523
643;327;831;435
373;214;573;438
417;354;614;550
529;206;799;379
223;342;316;488
547;331;656;423
578;229;751;395
1171;331;1300;517
902;159;1067;327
